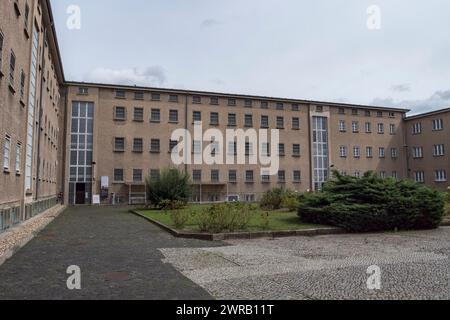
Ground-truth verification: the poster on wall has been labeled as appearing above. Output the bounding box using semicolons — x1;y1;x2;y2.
101;176;109;188
92;195;100;205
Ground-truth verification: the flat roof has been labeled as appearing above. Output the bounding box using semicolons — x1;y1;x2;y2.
405;107;450;120
65;81;411;113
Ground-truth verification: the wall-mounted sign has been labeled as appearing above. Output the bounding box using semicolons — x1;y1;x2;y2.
92;195;100;205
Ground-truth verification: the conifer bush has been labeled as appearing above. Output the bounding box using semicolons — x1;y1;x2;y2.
298;171;445;232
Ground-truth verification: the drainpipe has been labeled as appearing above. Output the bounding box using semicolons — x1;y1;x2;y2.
307;104;313;192
35;28;47;201
61;86;69;205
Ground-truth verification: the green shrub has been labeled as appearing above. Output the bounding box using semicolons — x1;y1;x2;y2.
260;188;285;210
196;202;254;233
146;168;192;208
159;199;187;210
282;191;300;212
298;171;445;232
169;209;190;229
260;212;270;230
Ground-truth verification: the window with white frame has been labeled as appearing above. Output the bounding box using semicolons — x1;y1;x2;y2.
339;146;347;158
433;144;445;157
414;171;425;183
392;171;398;180
353;146;361;158
354;171;361;178
3;135;11;170
378;123;384;134
390;124;396;135
366;147;373;158
365;122;372;133
391;148;398;159
352;121;359;133
379;147;385;158
339;120;346;132
379;171;386;179
15;142;21;173
435;170;447;182
432;119;443;131
413;147;423;159
412;122;422;134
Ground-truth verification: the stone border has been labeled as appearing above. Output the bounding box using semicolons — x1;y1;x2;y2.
0;205;66;267
130;210;346;241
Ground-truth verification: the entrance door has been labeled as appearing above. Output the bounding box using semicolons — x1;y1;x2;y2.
75;183;86;205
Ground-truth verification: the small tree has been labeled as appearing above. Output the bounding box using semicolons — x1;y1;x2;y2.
146;168;192;209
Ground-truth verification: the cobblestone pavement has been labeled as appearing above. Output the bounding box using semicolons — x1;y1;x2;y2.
160;228;450;300
0;206;222;300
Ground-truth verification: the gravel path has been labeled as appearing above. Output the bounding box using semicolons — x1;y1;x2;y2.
160;228;450;300
0;206;222;300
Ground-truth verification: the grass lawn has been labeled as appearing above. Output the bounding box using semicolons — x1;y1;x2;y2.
137;205;326;233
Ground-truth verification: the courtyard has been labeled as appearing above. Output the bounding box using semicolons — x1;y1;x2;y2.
0;206;449;300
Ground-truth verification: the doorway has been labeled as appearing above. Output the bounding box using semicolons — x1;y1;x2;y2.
75;183;86;204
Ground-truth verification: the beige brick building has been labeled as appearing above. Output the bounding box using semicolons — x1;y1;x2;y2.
1;1;449;226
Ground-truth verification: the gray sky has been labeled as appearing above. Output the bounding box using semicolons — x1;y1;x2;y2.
51;0;450;115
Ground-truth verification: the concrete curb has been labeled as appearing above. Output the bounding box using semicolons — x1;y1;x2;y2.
0;205;67;267
130;210;346;241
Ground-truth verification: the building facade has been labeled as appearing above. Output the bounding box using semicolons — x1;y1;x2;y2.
1;0;64;232
1;0;449;224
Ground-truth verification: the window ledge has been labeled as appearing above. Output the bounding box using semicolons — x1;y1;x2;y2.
150;120;161;124
150;150;161;154
9;84;16;94
20;99;26;107
133;119;144;122
169;121;179;124
24;28;30;39
113;150;125;153
3;168;10;174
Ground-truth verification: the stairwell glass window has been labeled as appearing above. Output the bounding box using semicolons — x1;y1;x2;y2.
433;144;445;157
432;119;444;131
435;170;447;182
3;135;11;171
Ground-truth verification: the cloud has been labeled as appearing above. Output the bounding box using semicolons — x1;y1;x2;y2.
390;84;411;93
371;89;450;114
200;19;222;28
84;66;166;87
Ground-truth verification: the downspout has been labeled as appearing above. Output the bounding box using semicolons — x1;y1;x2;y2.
61;86;69;204
403;113;411;179
184;94;189;174
307;104;313;192
35;28;47;201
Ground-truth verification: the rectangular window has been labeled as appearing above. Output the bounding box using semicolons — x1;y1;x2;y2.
352;121;359;133
414;171;425;183
134;92;144;100
244;114;253;127
378;123;384;134
228;170;237;183
391;148;398;159
278;143;285;156
278;170;286;183
365;110;371;117
193;111;202;122
365;122;372;133
228;141;237;156
276;103;284;110
390;124;396;135
78;87;88;95
133;138;143;153
228;113;236;126
366;147;373;158
389;112;396;118
352;109;359;116
150;139;160;153
260;101;269;109
433;144;445;157
169;140;178;153
169;94;179;103
151;109;160;122
193;96;201;104
193;170;202;182
261;174;270;184
292;104;300;111
392;171;398;180
169;110;178;123
432;119;444;131
339;120;346;132
379;171;386;179
228;99;236;106
134;108;144;121
413;147;424;159
353;146;361;158
210;97;219;105
133;169;143;182
114;137;125;152
379;147;385;158
377;111;383;118
339;146;347;158
435;170;447;182
245;142;253;156
115;90;126;99
211;170;219;182
292;117;300;130
114;106;126;120
0;32;4;70
338;108;345;114
3;135;11;170
244;99;253;108
261;143;270;156
9;50;16;87
261;115;269;128
114;169;124;182
412;123;422;135
245;170;254;183
20;70;26;100
15;143;22;173
293;144;301;157
193;140;202;154
210;112;219;125
151;93;161;101
293;171;301;183
277;117;284;129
